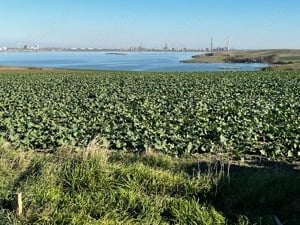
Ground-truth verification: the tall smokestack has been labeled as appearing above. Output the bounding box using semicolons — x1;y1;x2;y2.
227;36;231;51
211;37;213;52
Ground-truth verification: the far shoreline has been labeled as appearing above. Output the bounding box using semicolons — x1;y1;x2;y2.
180;49;300;70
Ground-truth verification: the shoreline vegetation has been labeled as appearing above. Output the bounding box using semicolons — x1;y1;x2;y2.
180;49;300;70
0;66;51;71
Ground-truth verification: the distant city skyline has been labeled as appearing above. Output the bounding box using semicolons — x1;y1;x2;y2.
1;0;300;49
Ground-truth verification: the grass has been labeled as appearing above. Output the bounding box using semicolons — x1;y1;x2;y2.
279;56;300;62
0;142;299;225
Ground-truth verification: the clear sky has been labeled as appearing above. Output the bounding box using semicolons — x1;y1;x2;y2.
1;0;299;49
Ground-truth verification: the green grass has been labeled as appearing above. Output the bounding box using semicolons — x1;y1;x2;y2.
0;144;299;225
279;56;300;62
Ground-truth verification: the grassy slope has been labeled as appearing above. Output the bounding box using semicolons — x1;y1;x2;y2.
0;143;299;225
181;49;300;70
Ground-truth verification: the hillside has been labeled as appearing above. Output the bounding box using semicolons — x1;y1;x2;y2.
181;49;300;70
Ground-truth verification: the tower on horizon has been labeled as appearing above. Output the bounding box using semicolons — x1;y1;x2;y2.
210;37;213;52
227;36;231;51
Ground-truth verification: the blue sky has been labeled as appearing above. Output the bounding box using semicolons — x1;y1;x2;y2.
0;0;299;49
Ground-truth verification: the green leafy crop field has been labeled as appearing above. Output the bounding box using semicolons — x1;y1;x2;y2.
0;70;299;158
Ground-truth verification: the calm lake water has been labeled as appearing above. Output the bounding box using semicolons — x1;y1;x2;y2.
0;51;267;72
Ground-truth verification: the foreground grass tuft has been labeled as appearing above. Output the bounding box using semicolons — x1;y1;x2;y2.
0;146;299;224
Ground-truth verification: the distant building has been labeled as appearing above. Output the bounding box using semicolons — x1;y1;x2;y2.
0;47;7;51
163;44;169;51
24;44;40;50
33;44;40;50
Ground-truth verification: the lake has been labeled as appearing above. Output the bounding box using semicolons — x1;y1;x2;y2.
0;51;267;72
